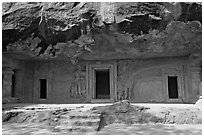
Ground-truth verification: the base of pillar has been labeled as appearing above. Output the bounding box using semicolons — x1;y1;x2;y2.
2;97;20;104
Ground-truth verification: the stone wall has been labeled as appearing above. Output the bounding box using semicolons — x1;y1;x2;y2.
26;60;87;103
116;56;200;103
2;55;201;104
2;56;26;103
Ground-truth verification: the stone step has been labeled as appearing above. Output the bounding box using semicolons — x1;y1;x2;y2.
67;126;98;132
69;114;101;119
71;119;100;126
59;117;100;125
53;125;98;133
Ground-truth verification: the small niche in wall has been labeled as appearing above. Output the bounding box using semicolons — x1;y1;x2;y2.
168;76;178;99
40;79;47;99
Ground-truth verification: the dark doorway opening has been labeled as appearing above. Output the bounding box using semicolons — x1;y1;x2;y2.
40;79;47;99
168;76;178;98
11;74;15;97
95;69;110;99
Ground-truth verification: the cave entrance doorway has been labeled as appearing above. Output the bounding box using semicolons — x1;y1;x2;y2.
168;76;179;99
11;74;16;97
95;69;110;99
39;79;47;99
87;63;117;102
163;69;184;102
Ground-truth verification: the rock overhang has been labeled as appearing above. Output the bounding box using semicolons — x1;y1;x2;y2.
2;2;202;61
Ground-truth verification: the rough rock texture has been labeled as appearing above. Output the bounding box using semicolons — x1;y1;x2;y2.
2;106;101;133
2;2;202;60
90;100;202;131
93;100;162;131
2;103;202;134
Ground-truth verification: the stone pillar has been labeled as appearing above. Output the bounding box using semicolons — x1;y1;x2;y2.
14;69;24;98
2;68;14;98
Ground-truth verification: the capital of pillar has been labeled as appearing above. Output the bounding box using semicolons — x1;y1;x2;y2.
3;67;14;76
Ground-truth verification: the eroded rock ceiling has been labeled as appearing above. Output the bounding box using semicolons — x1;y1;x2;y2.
2;2;202;60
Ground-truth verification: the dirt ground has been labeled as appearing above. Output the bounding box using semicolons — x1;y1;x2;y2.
2;123;202;135
1;103;202;135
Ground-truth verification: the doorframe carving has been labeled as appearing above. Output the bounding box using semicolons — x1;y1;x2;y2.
162;67;184;102
86;62;117;102
33;73;51;103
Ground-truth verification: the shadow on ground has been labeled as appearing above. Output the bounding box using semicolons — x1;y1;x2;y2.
97;123;202;135
2;123;202;135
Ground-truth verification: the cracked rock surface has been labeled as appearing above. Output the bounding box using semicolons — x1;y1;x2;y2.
2;102;202;135
2;2;202;60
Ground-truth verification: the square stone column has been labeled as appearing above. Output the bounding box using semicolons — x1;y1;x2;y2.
14;69;24;97
2;68;14;98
